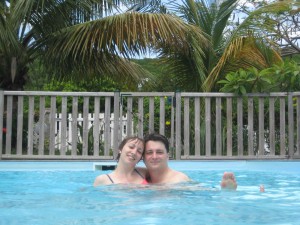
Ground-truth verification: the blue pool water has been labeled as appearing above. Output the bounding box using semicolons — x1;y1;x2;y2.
0;161;300;225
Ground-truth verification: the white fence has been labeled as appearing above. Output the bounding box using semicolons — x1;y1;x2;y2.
33;112;131;151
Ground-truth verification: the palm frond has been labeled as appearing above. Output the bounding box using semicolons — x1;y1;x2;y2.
212;0;237;48
42;12;208;81
231;1;298;41
47;12;207;56
202;1;296;91
47;51;154;89
203;36;282;91
166;0;237;86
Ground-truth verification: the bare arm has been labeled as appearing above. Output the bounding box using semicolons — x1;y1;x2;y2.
93;174;111;187
171;170;191;183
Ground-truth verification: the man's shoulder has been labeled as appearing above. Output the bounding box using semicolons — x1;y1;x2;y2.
171;170;190;182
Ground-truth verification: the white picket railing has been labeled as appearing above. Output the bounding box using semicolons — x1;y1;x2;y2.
33;113;130;151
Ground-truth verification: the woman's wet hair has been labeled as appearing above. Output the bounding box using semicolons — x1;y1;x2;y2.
116;136;144;161
144;133;169;153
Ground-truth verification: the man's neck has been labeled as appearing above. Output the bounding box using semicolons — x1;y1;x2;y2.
149;167;171;184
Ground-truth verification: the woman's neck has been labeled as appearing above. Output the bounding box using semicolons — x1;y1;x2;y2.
114;161;136;176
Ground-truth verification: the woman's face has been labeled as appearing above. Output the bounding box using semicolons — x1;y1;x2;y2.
119;139;144;165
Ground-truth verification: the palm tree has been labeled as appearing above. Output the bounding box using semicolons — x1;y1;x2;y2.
157;0;294;92
0;0;108;90
42;12;208;87
203;0;295;91
0;0;208;90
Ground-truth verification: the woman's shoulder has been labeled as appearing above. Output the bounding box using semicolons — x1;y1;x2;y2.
93;173;112;186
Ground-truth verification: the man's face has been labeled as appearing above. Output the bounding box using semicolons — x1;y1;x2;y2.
144;140;168;170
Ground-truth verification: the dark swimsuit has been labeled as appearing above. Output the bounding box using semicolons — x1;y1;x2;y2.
106;169;148;184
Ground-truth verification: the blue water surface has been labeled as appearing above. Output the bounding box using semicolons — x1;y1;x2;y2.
0;161;300;225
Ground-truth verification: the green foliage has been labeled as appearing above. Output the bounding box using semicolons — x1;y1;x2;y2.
133;58;178;91
267;61;300;91
218;69;249;95
40;77;119;113
43;77;118;92
287;54;300;62
4;1;201;90
26;57;144;92
0;0;102;90
218;60;300;94
156;0;286;92
25;60;51;91
132;58;162;77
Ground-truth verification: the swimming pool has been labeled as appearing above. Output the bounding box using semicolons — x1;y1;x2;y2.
1;161;300;225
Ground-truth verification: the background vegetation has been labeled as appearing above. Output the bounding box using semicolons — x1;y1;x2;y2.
1;0;299;93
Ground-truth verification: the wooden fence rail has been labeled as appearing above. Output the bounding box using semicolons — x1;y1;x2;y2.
1;91;300;160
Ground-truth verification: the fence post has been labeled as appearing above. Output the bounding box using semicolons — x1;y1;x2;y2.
175;90;181;160
288;92;294;157
0;90;3;159
237;97;243;156
113;91;120;159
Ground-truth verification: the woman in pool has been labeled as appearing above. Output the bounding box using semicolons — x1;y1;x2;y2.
93;136;148;186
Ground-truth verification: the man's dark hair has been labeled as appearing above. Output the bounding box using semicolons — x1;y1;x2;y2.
144;133;169;153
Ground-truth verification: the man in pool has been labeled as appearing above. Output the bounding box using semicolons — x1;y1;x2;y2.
143;133;191;184
143;133;238;189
